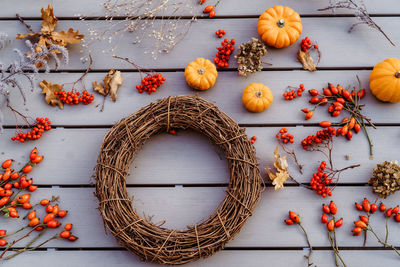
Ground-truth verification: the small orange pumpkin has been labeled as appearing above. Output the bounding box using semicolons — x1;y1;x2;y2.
369;58;400;103
184;58;218;90
242;83;273;112
257;6;302;48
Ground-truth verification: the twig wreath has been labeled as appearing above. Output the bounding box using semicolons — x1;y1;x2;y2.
95;95;263;265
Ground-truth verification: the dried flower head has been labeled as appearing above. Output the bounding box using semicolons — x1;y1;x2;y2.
235;38;267;77
369;161;400;198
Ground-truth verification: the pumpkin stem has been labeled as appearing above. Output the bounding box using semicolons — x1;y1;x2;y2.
395;71;400;78
255;91;263;98
197;68;205;75
277;19;285;28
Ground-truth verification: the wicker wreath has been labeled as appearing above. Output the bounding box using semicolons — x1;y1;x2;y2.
95;95;262;265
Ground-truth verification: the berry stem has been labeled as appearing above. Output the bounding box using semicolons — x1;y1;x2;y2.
0;226;40;259
298;223;314;267
328;232;339;266
384;217;389;247
0;225;28;238
368;226;400;257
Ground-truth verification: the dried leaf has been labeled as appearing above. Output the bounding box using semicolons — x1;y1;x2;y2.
92;70;123;101
51;28;84;46
109;71;123;102
297;49;317;72
40;5;58;33
40;80;64;109
17;4;83;52
265;146;290;190
92;82;107;96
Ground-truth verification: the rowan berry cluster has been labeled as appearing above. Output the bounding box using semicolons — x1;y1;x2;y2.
55;90;95;105
215;29;226;38
214;38;235;68
136;73;166;94
276;128;294;144
0;148;78;260
11;118;52;143
282;84;305;101
301;37;318;53
310;161;333;198
301;127;336;150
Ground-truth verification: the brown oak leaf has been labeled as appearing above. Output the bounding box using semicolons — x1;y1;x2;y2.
92;70;123;102
297;49;317;72
40;80;64;109
16;5;84;50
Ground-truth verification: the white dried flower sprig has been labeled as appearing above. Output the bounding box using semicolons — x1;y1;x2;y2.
0;40;69;130
0;33;10;50
79;0;199;60
319;0;395;46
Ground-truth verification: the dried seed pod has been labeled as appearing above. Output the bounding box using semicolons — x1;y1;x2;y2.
235;37;268;77
368;161;400;198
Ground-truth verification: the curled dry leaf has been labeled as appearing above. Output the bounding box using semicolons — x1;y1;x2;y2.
265;146;290;190
297;49;316;72
40;80;64;109
92;70;123;102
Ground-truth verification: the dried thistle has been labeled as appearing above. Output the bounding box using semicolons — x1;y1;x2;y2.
369;161;400;198
235;38;268;77
80;0;199;60
318;0;395;46
0;40;69;130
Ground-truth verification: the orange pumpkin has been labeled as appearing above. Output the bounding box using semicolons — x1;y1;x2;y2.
184;58;218;90
257;6;302;48
369;58;400;103
242;83;273;112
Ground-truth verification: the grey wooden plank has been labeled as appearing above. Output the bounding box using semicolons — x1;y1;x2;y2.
0;125;397;185
1;0;398;17
2;250;400;267
2;71;399;126
0;187;399;248
0;18;399;70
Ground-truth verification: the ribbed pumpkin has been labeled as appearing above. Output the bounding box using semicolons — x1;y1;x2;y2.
257;6;302;48
242;83;273;112
184;58;218;90
369;58;400;103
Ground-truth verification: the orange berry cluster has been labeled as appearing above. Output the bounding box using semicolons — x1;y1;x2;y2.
284;211;301;225
301;37;318;52
203;5;216;18
250;136;257;144
283;84;305;100
0;148;78;249
352;198;400;236
276;128;294;144
310;161;333;198
321;201;343;231
214;38;235;68
215;29;226;38
335;117;361;140
11;118;51;143
136;73;166;95
301;127;336;150
55;90;95;105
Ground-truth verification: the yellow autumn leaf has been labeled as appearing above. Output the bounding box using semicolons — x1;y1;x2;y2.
265;146;290;190
40;80;64;109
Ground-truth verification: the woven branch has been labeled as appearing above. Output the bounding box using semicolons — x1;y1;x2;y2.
95;95;263;265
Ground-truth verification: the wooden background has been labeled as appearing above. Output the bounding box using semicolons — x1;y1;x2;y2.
0;0;399;266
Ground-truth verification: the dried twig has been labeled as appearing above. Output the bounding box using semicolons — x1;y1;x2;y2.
318;0;395;46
